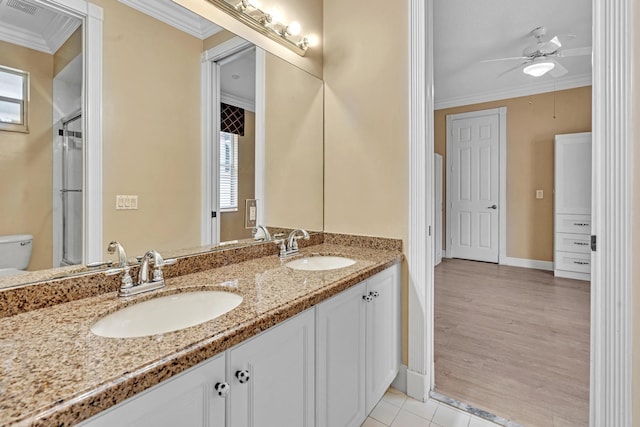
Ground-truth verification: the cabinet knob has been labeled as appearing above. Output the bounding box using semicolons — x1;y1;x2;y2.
235;370;251;384
214;382;230;397
370;291;380;298
363;295;373;302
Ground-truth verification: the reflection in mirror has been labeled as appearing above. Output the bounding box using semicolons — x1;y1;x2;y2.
0;0;324;290
0;1;82;274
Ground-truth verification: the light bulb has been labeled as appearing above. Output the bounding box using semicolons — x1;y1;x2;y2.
267;8;282;24
287;21;301;36
306;34;319;47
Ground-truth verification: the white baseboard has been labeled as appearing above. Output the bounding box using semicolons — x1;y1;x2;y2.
406;368;428;402
501;257;554;271
391;364;407;393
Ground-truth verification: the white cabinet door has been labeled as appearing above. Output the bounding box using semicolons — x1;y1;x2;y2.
365;264;401;414
228;309;315;427
316;281;367;427
80;353;226;427
554;133;592;215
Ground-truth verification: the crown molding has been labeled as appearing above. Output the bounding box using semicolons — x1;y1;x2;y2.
0;13;79;54
0;21;50;53
435;73;592;110
119;0;222;40
44;13;81;53
220;92;255;112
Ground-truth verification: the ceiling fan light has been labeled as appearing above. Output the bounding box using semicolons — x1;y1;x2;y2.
523;61;555;77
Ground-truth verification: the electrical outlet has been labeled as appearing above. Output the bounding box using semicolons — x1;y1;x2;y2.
536;190;544;199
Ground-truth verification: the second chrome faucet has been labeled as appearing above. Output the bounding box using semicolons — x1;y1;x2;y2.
275;229;310;259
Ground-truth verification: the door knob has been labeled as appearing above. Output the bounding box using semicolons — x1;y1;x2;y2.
369;291;380;298
488;205;497;209
363;295;373;302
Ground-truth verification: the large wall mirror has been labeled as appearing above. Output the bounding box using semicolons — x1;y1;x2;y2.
0;0;323;289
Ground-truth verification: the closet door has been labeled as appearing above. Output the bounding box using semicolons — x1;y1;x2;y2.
554;133;592;215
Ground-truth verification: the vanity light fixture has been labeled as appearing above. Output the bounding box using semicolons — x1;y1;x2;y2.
207;0;314;56
523;60;555;77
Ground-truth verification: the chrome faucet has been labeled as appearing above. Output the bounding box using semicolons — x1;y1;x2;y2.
106;245;176;297
275;229;310;258
106;241;133;289
254;225;272;242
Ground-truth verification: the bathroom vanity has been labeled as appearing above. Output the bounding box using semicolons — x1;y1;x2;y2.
0;234;402;427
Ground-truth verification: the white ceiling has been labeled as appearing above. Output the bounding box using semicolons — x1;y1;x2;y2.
220;48;256;112
0;0;81;54
434;0;592;109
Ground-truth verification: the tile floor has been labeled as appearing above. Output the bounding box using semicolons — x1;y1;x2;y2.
362;388;500;427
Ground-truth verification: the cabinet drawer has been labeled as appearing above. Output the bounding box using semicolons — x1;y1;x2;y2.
556;215;591;234
555;251;591;273
555;233;591;254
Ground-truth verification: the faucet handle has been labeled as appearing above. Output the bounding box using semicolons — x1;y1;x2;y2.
273;239;287;257
105;266;133;289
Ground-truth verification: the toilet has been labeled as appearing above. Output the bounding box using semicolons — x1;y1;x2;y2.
0;234;33;276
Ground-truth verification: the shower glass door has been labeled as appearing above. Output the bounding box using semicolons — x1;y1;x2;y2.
60;114;83;265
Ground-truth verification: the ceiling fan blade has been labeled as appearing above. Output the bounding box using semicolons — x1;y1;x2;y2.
497;62;527;78
557;47;592;57
549;60;568;77
539;36;562;54
480;56;529;63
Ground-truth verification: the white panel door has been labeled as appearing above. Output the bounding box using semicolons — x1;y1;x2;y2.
316;281;367;427
449;112;500;263
228;309;315;427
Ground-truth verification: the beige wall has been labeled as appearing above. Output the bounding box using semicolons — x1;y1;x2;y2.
203;29;238;52
265;53;323;231
435;86;592;261
174;0;323;79
0;41;53;270
220;111;255;242
53;26;82;77
323;0;409;363
93;0;203;258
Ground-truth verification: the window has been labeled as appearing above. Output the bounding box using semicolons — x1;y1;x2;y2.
219;132;238;211
0;65;29;133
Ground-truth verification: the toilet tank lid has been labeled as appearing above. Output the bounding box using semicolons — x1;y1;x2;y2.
0;234;33;244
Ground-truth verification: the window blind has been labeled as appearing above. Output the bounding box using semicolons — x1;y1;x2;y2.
219;132;238;211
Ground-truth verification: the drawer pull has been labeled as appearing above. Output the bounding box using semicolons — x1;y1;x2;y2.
573;223;589;227
573;261;590;265
573;242;589;246
235;370;250;384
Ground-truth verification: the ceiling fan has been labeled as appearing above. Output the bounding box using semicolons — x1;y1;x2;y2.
483;26;592;78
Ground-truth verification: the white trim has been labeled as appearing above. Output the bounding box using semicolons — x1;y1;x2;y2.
83;2;103;264
501;257;554;272
118;0;222;39
435;74;592;110
590;0;632;425
407;0;432;402
201;37;255;246
391;364;408;393
220;92;255;112
30;0;102;266
444;107;506;264
0;12;80;54
254;48;266;227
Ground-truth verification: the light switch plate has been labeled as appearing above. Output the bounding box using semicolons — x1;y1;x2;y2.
536;190;544;199
245;199;257;228
116;195;139;210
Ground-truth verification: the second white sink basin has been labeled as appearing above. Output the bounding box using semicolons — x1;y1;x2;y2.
286;256;356;271
91;291;243;338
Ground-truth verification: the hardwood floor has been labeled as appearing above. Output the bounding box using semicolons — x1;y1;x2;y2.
434;259;590;427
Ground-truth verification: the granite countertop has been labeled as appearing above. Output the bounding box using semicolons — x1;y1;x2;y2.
0;243;402;427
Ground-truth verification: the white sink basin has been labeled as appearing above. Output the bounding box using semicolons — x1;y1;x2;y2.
91;291;243;338
286;256;356;271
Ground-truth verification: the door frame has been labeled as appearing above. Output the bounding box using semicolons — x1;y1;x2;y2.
445;107;506;264
408;1;633;425
200;37;266;245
